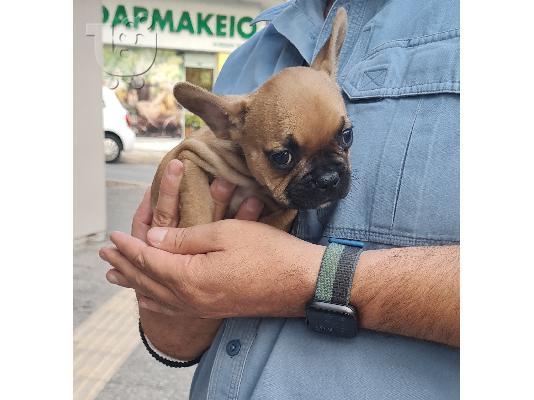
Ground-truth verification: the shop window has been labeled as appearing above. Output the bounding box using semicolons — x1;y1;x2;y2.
101;45;185;138
185;67;213;91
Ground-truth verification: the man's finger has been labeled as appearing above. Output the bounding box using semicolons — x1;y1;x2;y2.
152;159;183;228
109;231;191;285
109;230;148;261
210;178;236;221
106;269;132;288
100;246;180;308
146;221;230;254
234;197;264;221
131;188;153;240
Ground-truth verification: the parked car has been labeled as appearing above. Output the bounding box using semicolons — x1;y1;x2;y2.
102;87;136;163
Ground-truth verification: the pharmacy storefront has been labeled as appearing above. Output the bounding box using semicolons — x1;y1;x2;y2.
101;0;267;137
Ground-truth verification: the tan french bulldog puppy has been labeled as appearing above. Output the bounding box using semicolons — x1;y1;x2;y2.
151;8;351;231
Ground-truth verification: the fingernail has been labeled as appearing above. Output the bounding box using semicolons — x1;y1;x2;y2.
148;227;168;244
215;179;235;194
107;272;118;284
99;248;108;261
246;197;263;212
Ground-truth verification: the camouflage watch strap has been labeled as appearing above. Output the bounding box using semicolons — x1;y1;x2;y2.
314;242;364;306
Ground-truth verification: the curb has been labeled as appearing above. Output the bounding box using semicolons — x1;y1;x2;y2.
106;180;148;188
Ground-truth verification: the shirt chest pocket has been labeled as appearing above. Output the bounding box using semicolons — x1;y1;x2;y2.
320;30;460;247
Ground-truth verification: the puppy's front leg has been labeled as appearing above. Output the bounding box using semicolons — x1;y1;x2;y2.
178;159;215;228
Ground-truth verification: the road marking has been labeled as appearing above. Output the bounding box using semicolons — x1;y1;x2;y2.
74;289;139;400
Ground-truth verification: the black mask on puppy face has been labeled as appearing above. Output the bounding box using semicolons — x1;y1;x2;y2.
284;148;351;209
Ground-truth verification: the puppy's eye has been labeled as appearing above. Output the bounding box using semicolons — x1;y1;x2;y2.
337;127;353;149
269;150;294;170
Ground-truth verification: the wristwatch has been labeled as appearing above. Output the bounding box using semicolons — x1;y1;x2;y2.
305;238;364;338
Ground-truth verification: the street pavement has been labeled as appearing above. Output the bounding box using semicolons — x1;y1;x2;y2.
74;141;196;400
105;137;182;185
106;163;157;186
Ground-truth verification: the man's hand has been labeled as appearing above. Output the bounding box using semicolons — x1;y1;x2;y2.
102;220;324;319
103;159;265;312
100;159;266;358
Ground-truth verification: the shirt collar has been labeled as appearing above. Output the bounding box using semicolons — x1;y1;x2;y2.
250;1;295;25
253;0;327;64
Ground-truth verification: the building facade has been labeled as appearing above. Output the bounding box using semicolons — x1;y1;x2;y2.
101;0;273;137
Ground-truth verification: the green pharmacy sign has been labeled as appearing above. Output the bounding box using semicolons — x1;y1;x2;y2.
102;5;257;40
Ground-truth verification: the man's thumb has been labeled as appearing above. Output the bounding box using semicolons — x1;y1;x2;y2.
147;224;223;255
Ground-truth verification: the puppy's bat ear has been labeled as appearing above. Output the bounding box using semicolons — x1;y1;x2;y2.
173;82;248;139
311;7;347;79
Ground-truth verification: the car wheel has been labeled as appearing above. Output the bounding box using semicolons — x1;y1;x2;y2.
104;133;122;163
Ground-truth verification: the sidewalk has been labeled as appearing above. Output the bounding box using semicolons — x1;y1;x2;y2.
74;182;195;400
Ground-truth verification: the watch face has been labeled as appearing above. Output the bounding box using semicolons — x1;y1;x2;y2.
305;302;358;338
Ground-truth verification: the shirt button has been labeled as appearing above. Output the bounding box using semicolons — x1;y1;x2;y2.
226;339;241;357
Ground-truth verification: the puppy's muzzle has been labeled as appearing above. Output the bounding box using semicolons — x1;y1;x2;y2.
314;170;341;190
285;161;351;209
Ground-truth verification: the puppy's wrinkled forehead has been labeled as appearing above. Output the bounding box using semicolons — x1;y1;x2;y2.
245;67;348;153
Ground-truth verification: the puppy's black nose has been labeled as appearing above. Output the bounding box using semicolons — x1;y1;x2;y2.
315;171;340;190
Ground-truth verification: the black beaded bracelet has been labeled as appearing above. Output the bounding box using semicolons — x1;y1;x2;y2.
138;320;202;368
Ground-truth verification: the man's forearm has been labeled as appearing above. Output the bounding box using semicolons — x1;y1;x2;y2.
350;245;459;347
138;243;459;358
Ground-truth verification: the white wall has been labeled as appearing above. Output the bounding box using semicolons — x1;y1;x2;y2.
74;0;107;240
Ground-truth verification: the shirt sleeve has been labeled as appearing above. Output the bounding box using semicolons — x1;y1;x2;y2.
213;22;304;96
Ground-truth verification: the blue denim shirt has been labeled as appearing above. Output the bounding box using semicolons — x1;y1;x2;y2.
190;1;459;399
